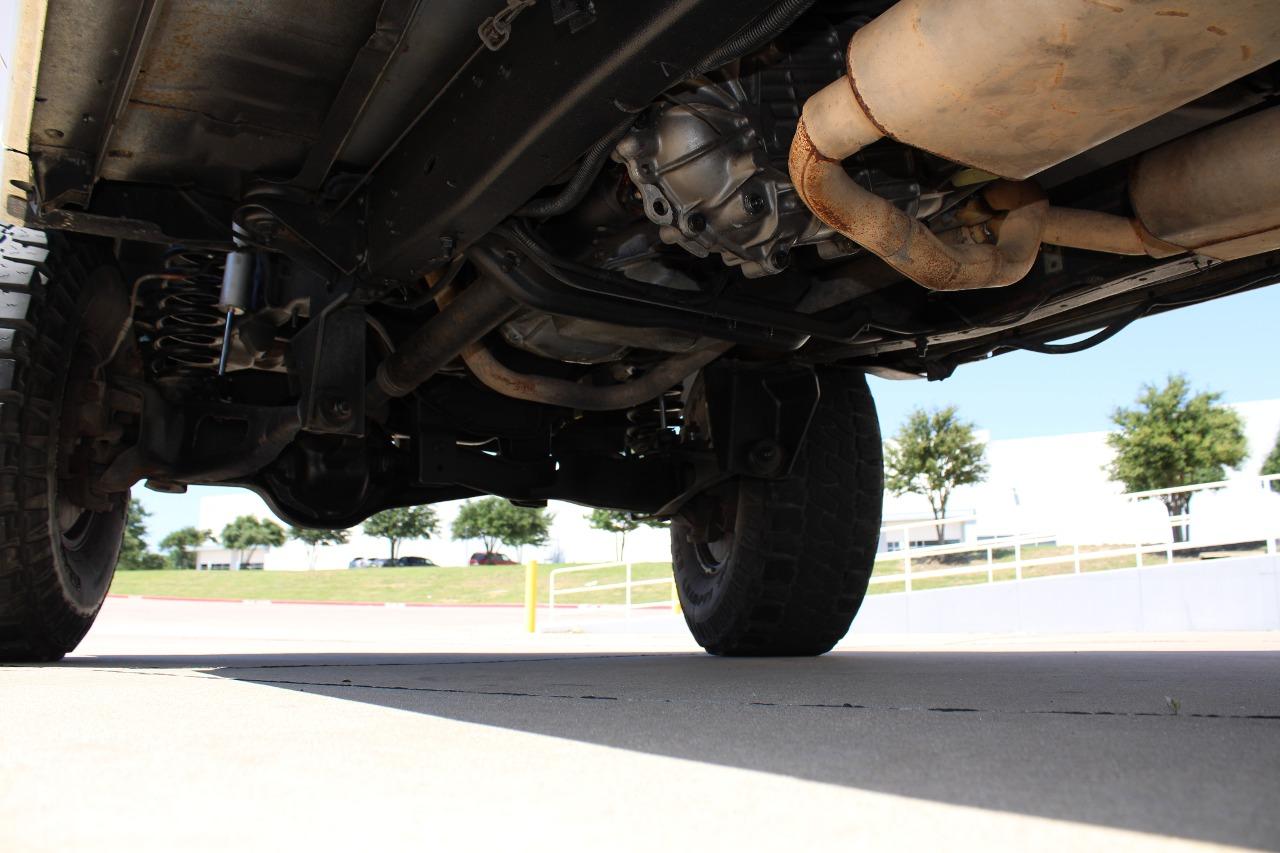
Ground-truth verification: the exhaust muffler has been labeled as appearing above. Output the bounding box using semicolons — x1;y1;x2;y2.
789;0;1280;289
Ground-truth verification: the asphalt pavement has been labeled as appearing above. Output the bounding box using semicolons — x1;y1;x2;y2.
2;597;1278;852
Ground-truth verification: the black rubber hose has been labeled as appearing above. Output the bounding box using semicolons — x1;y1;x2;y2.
692;0;815;75
1008;313;1142;355
516;117;635;219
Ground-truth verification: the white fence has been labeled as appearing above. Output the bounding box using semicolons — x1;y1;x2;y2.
873;474;1280;593
547;561;678;622
542;475;1280;624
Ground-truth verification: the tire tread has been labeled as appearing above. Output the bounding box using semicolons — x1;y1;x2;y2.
0;225;115;662
673;369;883;656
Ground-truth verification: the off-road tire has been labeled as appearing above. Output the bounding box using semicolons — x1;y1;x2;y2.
0;226;126;662
672;369;883;656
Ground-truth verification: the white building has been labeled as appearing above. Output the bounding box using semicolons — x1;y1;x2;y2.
879;399;1280;550
193;399;1280;569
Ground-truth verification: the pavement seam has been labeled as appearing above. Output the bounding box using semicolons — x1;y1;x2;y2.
222;674;1280;720
209;652;686;671
46;652;694;672
40;666;1280;720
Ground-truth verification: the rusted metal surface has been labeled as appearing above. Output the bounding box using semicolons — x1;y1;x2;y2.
369;276;517;403
788;0;1280;289
32;0;382;200
1042;208;1184;258
91;0;164;188
841;0;1280;180
792;118;1048;291
461;342;732;412
1131;107;1280;262
1041;107;1280;262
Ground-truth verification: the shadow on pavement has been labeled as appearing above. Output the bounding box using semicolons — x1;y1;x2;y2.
50;649;1280;849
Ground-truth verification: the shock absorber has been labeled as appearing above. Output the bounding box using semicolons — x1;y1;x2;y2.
217;224;254;375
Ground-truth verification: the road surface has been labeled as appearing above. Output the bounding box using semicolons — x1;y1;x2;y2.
2;597;1278;851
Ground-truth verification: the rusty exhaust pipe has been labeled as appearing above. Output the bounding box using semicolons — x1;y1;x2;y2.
790;0;1280;289
1038;107;1280;261
367;276;518;407
426;273;733;411
1040;208;1183;259
459;341;732;411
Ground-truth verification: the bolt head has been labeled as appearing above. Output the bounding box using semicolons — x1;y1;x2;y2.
323;397;354;423
746;439;785;476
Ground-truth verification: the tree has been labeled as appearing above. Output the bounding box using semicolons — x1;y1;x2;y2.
289;526;351;569
159;527;211;570
586;509;667;560
220;515;286;569
452;497;552;559
1262;429;1280;494
118;499;167;570
1107;374;1247;541
362;506;438;561
885;406;989;544
587;509;637;561
506;505;552;560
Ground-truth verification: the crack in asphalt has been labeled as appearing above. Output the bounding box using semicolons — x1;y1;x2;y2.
52;652;687;672
220;674;1280;720
62;666;1280;721
210;653;680;671
240;675;622;702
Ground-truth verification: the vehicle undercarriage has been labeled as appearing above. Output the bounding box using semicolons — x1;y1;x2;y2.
2;0;1278;658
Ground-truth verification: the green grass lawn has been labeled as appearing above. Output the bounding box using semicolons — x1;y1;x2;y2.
112;541;1269;605
110;561;676;607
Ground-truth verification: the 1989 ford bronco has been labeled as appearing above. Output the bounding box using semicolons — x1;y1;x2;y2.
2;0;1278;659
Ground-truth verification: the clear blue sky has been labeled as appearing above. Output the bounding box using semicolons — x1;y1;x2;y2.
869;283;1280;439
137;283;1280;546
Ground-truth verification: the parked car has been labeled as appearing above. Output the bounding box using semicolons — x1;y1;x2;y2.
4;0;1279;660
391;556;436;567
469;552;517;566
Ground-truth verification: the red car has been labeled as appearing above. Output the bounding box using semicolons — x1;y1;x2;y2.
469;552;517;566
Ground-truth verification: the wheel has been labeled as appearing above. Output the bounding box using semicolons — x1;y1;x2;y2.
0;227;127;662
672;369;883;656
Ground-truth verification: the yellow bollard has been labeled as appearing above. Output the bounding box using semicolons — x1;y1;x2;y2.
525;559;538;633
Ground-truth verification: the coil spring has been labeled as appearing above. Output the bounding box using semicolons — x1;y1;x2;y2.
625;388;684;455
137;249;227;377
